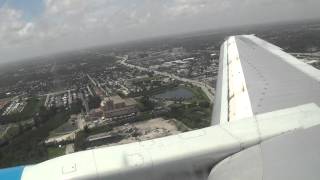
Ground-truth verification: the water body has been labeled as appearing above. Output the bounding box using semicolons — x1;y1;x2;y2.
154;87;194;100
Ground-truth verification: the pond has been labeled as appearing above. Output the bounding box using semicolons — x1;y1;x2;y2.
154;87;194;100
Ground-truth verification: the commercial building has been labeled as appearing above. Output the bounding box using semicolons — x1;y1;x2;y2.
100;95;138;119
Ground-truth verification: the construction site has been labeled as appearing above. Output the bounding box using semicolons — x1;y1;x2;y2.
86;118;184;148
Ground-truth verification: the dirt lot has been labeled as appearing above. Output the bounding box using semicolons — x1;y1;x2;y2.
105;117;181;147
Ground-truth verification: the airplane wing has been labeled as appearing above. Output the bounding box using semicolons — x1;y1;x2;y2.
1;35;320;180
210;35;320;180
213;35;320;124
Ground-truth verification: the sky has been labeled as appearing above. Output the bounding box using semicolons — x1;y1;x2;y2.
0;0;320;63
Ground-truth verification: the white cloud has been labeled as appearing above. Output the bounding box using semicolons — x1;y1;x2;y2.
18;22;34;37
0;0;320;63
0;8;28;47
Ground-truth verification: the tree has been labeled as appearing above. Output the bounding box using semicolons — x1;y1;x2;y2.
140;96;155;112
188;101;197;108
38;106;56;123
74;131;87;151
199;101;210;108
84;125;89;133
147;71;154;77
88;96;101;109
70;101;83;114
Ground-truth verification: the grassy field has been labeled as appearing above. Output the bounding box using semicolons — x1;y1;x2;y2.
49;121;77;137
167;102;212;129
185;85;210;103
47;147;65;159
21;97;41;118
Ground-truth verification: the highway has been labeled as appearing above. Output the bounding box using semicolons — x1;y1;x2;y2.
79;92;89;115
118;56;214;102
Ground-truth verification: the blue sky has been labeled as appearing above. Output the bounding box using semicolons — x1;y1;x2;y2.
1;0;44;20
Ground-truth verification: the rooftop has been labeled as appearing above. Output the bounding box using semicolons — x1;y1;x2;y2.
109;95;125;104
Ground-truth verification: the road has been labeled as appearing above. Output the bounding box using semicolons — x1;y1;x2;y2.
45;132;77;144
118;56;214;102
79;92;89;115
76;114;86;130
65;144;75;154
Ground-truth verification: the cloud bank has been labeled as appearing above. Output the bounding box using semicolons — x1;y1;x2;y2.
0;0;320;62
